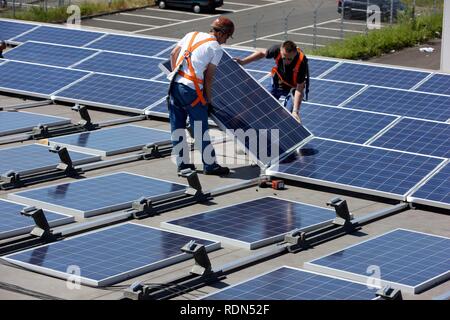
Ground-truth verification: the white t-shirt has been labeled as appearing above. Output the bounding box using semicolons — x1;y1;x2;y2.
173;31;223;90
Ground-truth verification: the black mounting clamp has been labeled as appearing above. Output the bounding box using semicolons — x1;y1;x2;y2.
129;197;155;219
20;206;57;240
179;169;210;202
284;229;308;253
49;145;77;175
72;104;95;130
0;170;21;190
142;143;161;159
181;240;213;277
376;286;403;300
30;124;49;139
327;197;354;227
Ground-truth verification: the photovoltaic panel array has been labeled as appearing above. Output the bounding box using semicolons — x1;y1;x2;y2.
308;58;340;78
343;86;450;122
0;199;74;240
323;62;430;89
305;229;450;294
408;162;450;209
3;223;220;287
266;138;445;200
370;118;450;158
224;48;274;72
54;74;168;113
211;53;312;166
0;144;100;175
86;34;175;57
301;103;397;144
162;197;335;249
416;73;450;96
9;172;186;218
0;20;37;41
13;26;105;47
203;267;378;300
73;51;164;79
307;79;364;106
0;61;88;98
4;41;98;67
48;125;171;156
0;111;70;136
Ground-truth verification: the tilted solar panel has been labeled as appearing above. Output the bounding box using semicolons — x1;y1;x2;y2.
0;111;70;136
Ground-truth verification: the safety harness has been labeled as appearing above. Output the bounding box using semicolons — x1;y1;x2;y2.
173;32;217;106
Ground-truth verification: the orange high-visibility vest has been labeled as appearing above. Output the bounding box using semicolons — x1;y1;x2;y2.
174;32;217;106
271;48;305;89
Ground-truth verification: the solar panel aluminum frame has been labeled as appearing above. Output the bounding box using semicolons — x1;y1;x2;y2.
304;228;450;295
0;111;71;137
47;125;171;157
0;199;74;240
0;143;101;176
161;196;334;250
2;222;221;287
200;266;381;300
406;160;450;210
8;172;187;218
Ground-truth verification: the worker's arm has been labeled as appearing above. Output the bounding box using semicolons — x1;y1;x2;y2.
170;45;182;71
203;63;217;104
292;82;305;123
235;49;267;66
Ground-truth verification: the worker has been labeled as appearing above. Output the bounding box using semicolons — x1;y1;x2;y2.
167;16;234;176
235;40;309;123
0;41;6;59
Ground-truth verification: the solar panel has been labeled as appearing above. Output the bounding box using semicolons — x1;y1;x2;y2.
86;34;175;57
308;58;340;78
0;144;100;176
416;73;450;96
146;99;169;118
0;111;70;136
203;266;379;300
73;51;164;79
2;223;220;287
0;61;89;98
54;74;168;113
247;70;269;81
224;48;274;72
13;26;104;47
48;125;171;156
4;41;98;67
266;138;445;200
211;53;312;167
301;103;398;144
307;79;365;106
305;229;450;294
9;172;186;218
343;86;450;122
370;118;450;158
0;199;73;240
0;20;37;41
323;62;430;89
408;162;450;210
161;197;334;249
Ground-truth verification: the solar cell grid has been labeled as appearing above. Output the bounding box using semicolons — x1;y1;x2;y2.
416;73;450;96
0;111;70;136
0;20;37;41
307;79;365;106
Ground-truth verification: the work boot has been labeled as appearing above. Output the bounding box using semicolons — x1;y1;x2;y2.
204;165;230;176
177;163;196;173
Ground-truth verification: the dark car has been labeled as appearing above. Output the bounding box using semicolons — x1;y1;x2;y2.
156;0;224;13
337;0;405;20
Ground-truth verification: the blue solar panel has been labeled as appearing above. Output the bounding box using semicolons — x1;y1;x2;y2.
308;58;339;78
247;70;269;81
307;79;365;106
266;138;445;200
162;197;334;249
54;74;168;113
0;20;37;41
73;51;164;79
146;99;169;117
323;62;430;89
212;53;312;166
49;125;170;156
0;111;70;136
343;86;450;122
416;73;450;96
13;26;104;47
203;267;378;300
370;118;450;158
0;61;88;98
408;163;450;209
9;172;186;217
0;144;100;175
305;229;450;294
3;223;220;287
4;42;98;67
224;48;274;72
0;199;73;240
86;34;175;57
301;104;397;144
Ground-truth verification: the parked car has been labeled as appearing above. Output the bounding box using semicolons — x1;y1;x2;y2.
156;0;224;14
337;0;405;20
